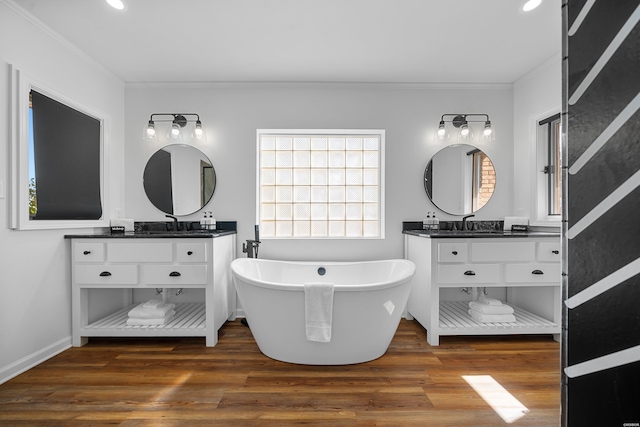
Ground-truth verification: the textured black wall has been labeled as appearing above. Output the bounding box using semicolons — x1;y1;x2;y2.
564;0;640;425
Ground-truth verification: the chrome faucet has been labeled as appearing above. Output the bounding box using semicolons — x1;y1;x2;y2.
462;214;475;230
165;214;179;231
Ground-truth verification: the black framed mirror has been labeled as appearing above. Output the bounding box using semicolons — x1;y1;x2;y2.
424;144;495;215
143;144;216;216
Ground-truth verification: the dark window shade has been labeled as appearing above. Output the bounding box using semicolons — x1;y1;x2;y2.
31;90;102;220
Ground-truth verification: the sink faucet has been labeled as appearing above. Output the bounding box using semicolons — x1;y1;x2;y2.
462;214;475;230
165;214;179;231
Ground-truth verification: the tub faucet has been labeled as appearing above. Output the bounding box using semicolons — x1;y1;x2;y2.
242;225;261;258
462;214;475;230
165;214;180;231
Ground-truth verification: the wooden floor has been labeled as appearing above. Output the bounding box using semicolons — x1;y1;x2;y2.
0;319;561;426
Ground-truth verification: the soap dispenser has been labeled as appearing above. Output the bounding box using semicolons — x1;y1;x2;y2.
432;211;440;231
209;212;217;231
423;212;431;230
200;212;207;230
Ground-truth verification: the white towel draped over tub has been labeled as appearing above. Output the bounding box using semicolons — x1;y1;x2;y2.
304;283;334;343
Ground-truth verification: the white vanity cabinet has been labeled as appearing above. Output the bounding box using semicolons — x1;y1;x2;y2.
70;234;236;347
404;234;561;346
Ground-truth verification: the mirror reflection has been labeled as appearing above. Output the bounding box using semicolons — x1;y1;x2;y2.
143;144;215;216
424;144;495;215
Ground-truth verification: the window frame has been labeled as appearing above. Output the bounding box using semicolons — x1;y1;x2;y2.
256;129;385;239
9;67;110;230
531;109;562;227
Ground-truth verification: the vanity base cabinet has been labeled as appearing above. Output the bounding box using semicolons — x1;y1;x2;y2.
405;235;561;346
70;235;236;347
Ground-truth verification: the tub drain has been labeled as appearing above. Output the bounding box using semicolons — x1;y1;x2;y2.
317;267;326;276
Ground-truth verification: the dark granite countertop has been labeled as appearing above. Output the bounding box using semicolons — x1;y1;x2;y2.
402;229;560;239
65;230;236;239
65;220;237;239
402;220;559;239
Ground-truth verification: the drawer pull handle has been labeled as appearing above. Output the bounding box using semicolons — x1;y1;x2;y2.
532;269;544;275
463;270;476;276
552;250;559;254
452;251;458;255
169;271;181;277
99;271;112;277
83;251;91;255
187;251;193;255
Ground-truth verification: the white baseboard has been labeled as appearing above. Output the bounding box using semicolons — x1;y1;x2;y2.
0;336;71;385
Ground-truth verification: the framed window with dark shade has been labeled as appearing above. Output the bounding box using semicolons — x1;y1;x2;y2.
29;90;102;220
9;67;109;230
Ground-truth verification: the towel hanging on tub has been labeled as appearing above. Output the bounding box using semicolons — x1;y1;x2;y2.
304;283;334;343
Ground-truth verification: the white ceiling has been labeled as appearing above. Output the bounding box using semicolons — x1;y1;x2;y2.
11;0;561;84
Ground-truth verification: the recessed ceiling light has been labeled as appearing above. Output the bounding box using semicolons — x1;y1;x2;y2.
106;0;125;10
523;0;542;12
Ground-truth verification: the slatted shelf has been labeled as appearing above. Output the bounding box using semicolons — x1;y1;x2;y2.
439;301;560;336
80;302;206;337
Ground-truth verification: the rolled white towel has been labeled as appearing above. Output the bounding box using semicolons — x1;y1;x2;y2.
478;296;503;306
126;311;176;326
468;309;516;323
128;302;176;319
469;301;515;315
142;299;165;309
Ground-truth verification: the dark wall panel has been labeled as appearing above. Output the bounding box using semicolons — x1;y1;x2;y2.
565;0;640;425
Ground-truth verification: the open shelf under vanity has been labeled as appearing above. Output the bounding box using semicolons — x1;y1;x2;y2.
439;301;559;336
80;302;206;337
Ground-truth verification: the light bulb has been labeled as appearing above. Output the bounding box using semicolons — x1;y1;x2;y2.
194;120;204;139
460;124;470;137
171;123;181;138
146;121;156;139
483;121;493;137
437;121;446;139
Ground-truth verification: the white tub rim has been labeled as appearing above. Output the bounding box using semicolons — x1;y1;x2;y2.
231;258;415;292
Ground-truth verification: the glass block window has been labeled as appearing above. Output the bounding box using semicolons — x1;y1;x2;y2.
257;130;385;239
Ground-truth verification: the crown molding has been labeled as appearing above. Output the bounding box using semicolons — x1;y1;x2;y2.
125;81;513;91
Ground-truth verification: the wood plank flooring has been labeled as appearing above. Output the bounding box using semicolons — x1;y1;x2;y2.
0;319;560;426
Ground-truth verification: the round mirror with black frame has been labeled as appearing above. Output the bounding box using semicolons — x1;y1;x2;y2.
143;144;216;216
424;144;495;216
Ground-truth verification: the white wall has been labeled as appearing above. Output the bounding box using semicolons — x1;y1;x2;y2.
513;55;562;226
125;83;514;261
0;1;125;383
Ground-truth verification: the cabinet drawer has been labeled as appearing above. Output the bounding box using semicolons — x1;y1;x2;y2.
75;264;138;285
143;265;208;285
108;242;173;263
537;242;561;261
437;264;500;284
176;243;208;263
438;242;468;262
471;242;535;262
505;263;561;283
74;242;105;263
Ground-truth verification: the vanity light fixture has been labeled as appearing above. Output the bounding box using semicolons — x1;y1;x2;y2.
144;113;205;142
436;114;494;142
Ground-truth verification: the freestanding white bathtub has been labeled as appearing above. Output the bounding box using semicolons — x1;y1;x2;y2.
231;258;416;365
